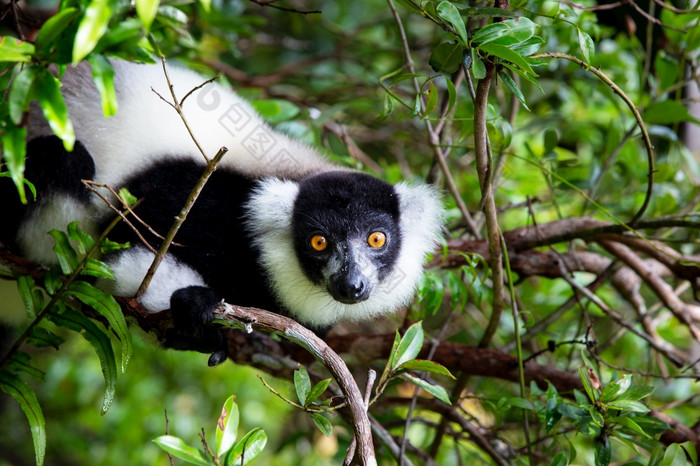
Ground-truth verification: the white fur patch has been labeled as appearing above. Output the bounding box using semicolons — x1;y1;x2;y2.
98;245;207;312
29;60;335;209
17;195;98;264
246;179;444;327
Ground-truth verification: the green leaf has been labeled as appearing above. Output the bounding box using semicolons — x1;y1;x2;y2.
34;7;80;55
48;306;117;414
0;369;46;466
472;17;537;46
423;80;438;117
549;451;568;466
479;42;537;77
660;443;687;466
306;378;332;406
198;0;211;13
101;238;130;255
510;36;544;56
118;187;138;207
294;366;311;406
644;100;700;125
377;92;395;121
471;22;509;46
594;434;611;466
35;69;75;151
44;268;62;296
1;124;29;203
611;416;652;438
87;54;118;117
436;1;469;46
600;374;632;402
152;435;210;466
0;36;35;62
310;413;333;437
7;352;45;380
429;42;465;74
577;29;595;63
27;326;64;349
136;0;160;30
390;322;424;369
399;372;451;404
81;258;115;280
73;0;113;63
681;441;698;466
228;427;267;465
67;221;95;253
498;71;530;111
64;280;131;372
9;65;40;125
215;395;239;457
397;359;455;379
17;275;37;318
50;230;80;274
605;399;650;414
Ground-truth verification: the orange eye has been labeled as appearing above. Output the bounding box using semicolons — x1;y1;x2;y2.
367;231;386;248
310;235;328;251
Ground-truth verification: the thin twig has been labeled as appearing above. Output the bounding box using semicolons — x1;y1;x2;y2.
530;52;655;226
385;0;480;238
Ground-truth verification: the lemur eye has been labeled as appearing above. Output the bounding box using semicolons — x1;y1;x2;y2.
367;231;386;248
310;235;328;251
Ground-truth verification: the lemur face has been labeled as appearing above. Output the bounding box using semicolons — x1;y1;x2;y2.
291;172;402;305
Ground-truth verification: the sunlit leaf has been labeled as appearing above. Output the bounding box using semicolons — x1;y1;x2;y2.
73;0;113;63
35;69;75;151
228;427;267;465
436;1;469;46
136;0;159;30
215;395;239;456
48;306;117;414
0;369;46;466
0;37;35;62
577;29;595;63
397;359;455;379
87;54;118;117
153;435;210;466
399;372;451;404
64;281;131;372
306;378;332;405
390;322;424;369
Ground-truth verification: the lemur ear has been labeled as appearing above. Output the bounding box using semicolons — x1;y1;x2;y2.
245;178;300;237
394;182;444;255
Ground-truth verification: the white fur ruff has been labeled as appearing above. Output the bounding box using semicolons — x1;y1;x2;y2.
246;178;444;327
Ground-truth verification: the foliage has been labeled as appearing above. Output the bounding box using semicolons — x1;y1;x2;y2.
2;0;700;464
153;395;268;465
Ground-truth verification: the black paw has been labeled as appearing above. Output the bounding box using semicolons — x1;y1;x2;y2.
166;286;229;365
171;286;222;336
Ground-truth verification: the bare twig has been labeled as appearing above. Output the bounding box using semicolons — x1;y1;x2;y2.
213;303;376;465
386;0;480;238
530;52;655;226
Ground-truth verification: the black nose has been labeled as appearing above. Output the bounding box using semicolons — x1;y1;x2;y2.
330;270;370;304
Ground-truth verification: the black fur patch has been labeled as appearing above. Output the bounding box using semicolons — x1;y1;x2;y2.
107;158;281;314
291;171;402;285
0;136;94;248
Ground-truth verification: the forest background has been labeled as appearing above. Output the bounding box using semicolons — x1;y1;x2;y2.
1;0;700;464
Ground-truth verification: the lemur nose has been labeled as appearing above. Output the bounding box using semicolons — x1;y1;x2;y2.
330;271;370;304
